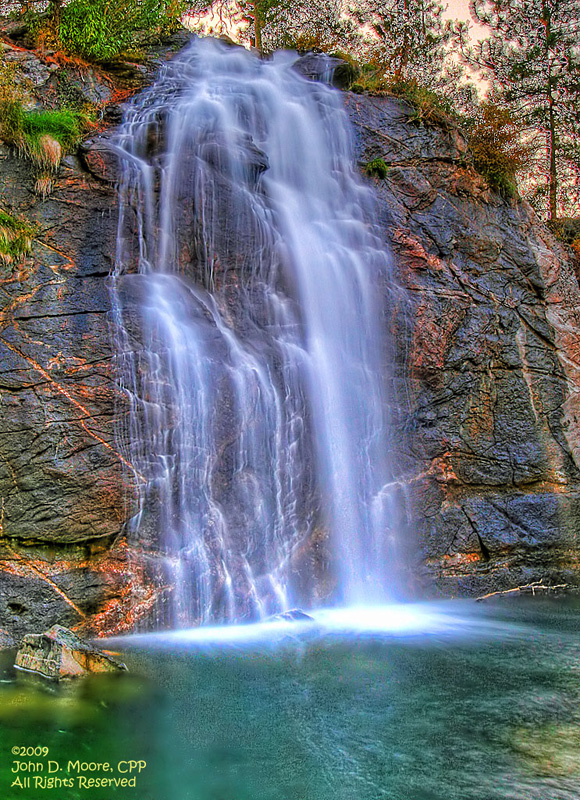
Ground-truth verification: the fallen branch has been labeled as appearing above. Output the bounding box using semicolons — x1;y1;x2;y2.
476;582;578;602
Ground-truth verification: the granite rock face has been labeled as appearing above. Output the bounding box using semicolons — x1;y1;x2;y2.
345;93;580;596
1;52;579;640
0;144;148;641
0;31;193;641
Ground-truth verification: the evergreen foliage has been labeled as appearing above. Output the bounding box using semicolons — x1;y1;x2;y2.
458;0;580;219
187;0;352;53
350;0;450;83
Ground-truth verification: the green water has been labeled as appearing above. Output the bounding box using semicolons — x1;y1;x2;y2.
1;600;580;800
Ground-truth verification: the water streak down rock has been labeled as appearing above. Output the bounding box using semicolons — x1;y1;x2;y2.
113;40;400;626
0;38;579;638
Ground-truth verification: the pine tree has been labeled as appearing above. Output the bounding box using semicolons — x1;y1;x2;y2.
461;0;580;219
350;0;452;84
188;0;351;53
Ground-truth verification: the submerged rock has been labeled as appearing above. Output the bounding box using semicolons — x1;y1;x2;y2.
270;609;315;623
14;625;127;681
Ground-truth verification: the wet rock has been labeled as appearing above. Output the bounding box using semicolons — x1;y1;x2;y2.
345;93;580;597
14;624;127;680
293;53;358;89
79;134;121;183
270;609;315;622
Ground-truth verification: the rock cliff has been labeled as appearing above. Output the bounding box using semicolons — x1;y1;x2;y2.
1;43;579;640
346;94;580;597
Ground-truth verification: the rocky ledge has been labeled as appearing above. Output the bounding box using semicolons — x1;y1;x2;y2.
14;624;126;680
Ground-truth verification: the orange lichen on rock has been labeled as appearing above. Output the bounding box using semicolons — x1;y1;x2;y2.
411;298;468;373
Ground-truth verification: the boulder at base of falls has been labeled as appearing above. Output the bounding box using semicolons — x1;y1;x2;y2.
270;609;315;622
14;625;127;681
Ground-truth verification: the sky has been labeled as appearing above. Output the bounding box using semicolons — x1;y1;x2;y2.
445;0;487;40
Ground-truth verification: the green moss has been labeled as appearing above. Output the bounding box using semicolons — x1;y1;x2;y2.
0;209;36;268
365;158;389;179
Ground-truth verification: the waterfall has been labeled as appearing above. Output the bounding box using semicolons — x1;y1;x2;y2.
112;38;399;628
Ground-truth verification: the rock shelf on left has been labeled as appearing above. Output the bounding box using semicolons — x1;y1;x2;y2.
14;624;126;680
0;123;144;641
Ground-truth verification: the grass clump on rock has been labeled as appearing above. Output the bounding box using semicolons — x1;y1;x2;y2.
19;108;84;164
4;106;87;195
0;209;36;268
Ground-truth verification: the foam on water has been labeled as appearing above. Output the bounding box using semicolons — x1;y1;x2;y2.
105;602;526;649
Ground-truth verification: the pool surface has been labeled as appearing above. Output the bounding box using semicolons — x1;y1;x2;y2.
1;600;579;800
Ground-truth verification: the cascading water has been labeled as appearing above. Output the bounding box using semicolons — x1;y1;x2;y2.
113;38;400;627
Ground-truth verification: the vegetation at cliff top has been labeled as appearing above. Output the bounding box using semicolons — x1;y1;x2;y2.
0;55;92;194
465;103;532;199
56;0;185;62
188;0;578;220
1;0;578;219
0;209;36;268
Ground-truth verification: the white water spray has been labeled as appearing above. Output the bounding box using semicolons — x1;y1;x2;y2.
113;38;399;626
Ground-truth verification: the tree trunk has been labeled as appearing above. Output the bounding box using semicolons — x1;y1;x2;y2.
254;2;262;51
543;1;558;220
548;100;558;220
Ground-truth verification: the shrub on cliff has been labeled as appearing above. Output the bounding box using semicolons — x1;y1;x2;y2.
466;104;531;199
28;0;186;63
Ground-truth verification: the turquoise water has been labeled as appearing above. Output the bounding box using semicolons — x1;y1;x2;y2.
2;600;580;800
